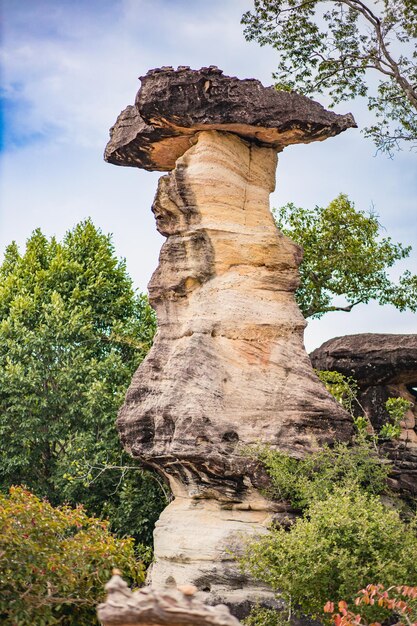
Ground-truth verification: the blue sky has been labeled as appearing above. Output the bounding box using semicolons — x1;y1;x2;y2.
1;0;416;350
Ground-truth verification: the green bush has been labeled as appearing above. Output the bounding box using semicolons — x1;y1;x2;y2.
252;439;390;510
0;486;145;625
240;371;415;625
380;397;412;440
316;369;413;444
242;485;417;621
315;370;358;414
243;606;285;626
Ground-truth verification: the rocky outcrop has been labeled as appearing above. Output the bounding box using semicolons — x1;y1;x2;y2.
105;66;356;171
98;573;241;626
310;334;417;496
105;66;355;613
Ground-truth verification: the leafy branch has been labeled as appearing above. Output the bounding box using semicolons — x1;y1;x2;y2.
242;0;417;153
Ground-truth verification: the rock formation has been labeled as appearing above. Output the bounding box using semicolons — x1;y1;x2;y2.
98;572;241;626
105;66;355;613
105;66;356;171
310;334;417;496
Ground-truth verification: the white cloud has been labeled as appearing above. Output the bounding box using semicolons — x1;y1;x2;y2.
1;0;416;350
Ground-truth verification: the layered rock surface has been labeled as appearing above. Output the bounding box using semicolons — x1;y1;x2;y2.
310;334;417;496
105;66;356;171
98;573;241;626
119;130;352;487
105;67;355;612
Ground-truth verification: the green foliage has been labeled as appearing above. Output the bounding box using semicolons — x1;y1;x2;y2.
0;221;166;546
325;583;417;626
243;606;285;626
316;369;412;443
316;368;412;443
242;0;417;154
352;415;369;437
274;194;417;318
252;439;390;510
315;370;358;414
0;486;145;625
242;422;416;625
316;370;373;439
242;485;417;620
380;397;412;440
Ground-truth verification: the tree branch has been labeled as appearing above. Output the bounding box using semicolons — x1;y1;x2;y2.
322;300;364;313
300;0;417;110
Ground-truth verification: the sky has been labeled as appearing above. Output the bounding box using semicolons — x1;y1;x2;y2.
1;0;416;351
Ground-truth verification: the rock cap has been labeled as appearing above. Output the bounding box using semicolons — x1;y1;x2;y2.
105;66;356;171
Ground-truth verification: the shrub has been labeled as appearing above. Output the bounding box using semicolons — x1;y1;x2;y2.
242;376;415;626
241;485;417;621
324;583;417;626
0;486;145;625
315;370;358;414
252;439;390;510
243;606;285;626
380;397;413;440
316;370;413;443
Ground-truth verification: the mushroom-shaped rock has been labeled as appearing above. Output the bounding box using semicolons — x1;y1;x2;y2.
105;66;356;171
105;67;355;614
310;333;417;496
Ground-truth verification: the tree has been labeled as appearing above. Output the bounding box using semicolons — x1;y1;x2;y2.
274;193;417;318
242;0;417;154
0;486;145;625
240;443;417;624
0;220;166;546
242;485;417;621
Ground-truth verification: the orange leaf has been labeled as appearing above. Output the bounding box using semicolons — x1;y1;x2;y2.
324;602;335;613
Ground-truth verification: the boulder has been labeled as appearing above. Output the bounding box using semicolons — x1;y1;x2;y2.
105;66;356;171
310;333;417;496
97;572;241;626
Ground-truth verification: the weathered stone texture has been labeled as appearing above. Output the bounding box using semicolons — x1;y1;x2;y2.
118;130;351;490
116;130;351;605
310;333;417;496
98;573;241;626
105;66;356;171
106;66;355;612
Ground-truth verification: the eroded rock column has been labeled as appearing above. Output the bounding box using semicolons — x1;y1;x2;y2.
105;66;356;613
117;130;350;607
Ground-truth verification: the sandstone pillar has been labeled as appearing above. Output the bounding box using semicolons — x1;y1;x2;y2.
105;66;356;613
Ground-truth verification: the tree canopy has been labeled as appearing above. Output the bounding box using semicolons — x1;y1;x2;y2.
274;193;417;318
241;442;417;623
0;486;145;625
242;0;417;154
242;484;417;620
0;220;165;546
